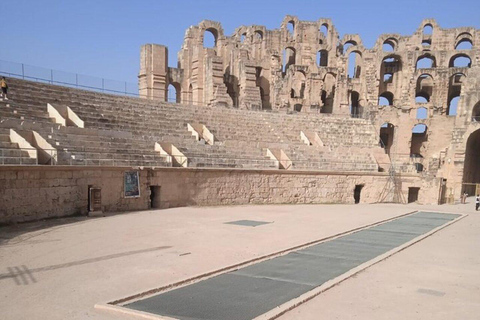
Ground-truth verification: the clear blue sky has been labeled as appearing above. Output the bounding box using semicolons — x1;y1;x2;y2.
2;0;479;84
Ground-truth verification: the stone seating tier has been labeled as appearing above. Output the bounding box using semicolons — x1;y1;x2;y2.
1;78;380;171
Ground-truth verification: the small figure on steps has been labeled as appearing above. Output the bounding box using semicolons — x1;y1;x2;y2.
0;77;8;100
476;195;479;211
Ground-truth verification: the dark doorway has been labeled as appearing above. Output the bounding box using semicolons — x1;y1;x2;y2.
408;187;420;203
354;184;364;204
87;185;93;212
462;129;480;195
438;179;447;205
150;186;161;209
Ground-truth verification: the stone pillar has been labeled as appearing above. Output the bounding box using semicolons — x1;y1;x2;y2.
139;44;168;101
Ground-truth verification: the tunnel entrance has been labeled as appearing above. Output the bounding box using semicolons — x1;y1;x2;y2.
462;129;480;195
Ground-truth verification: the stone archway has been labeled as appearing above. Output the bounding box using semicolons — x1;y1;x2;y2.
462;129;480;195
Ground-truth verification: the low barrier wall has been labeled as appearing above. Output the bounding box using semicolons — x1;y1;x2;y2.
0;166;431;224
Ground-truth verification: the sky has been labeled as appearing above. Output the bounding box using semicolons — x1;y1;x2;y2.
1;0;480;86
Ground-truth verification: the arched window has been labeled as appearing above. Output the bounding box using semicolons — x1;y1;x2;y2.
287;21;295;35
422;40;431;47
447;96;459;116
416;74;433;102
379;92;394;106
383;73;393;83
203;29;217;48
168;83;181;103
383;39;396;52
416;107;428;119
472;101;480;122
343;41;357;54
416;55;436;69
317;50;328;67
415;95;429;104
350;91;361;117
348;51;361;78
240;33;246;43
411;124;428;157
379;123;395;154
449;54;472;68
255;31;263;41
423;24;433;35
455;39;473;50
283;47;296;73
321;73;336;114
320;24;328;37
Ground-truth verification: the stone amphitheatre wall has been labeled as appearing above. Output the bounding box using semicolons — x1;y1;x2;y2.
0;166;429;224
139;16;480;201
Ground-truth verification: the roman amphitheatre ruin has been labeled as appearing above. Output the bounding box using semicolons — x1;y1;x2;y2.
1;15;480;320
0;16;479;221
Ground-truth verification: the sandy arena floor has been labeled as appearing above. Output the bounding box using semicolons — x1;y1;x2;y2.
0;200;479;320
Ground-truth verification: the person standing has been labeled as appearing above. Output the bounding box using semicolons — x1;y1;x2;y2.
0;77;8;100
462;192;468;204
476;195;480;211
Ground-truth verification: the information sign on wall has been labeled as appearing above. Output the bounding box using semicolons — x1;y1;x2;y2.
124;171;140;198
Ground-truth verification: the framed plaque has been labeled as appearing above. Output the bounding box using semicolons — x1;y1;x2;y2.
124;171;140;198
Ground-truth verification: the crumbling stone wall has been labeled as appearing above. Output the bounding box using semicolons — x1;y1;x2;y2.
139;16;480;201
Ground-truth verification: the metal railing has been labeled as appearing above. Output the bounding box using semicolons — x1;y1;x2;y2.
0;59;139;97
0;148;38;165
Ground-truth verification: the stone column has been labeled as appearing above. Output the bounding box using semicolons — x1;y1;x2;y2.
139;44;168;101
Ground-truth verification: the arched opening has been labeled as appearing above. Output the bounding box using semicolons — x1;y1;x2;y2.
255;31;263;41
255;67;270;110
203;29;217;48
422;40;431;47
455;38;473;50
416;95;429;104
287;21;295;36
379;55;402;92
423;24;433;35
343;41;357;55
321;73;335;114
283;47;296;74
291;71;306;99
416;55;436;70
224;67;239;107
447;73;465;116
379;91;394;106
383;39;396;52
472;101;480;122
380;123;394;154
462;129;480;194
348;51;362;78
317;50;328;67
447;96;459;116
411;124;428;157
240;33;246;43
320;24;328;38
416;74;433;102
167;83;181;103
416;107;428;119
350;91;361;117
449;54;472;68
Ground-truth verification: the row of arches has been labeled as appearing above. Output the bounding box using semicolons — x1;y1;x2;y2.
285;20;329;41
379;122;428;159
416;53;471;69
